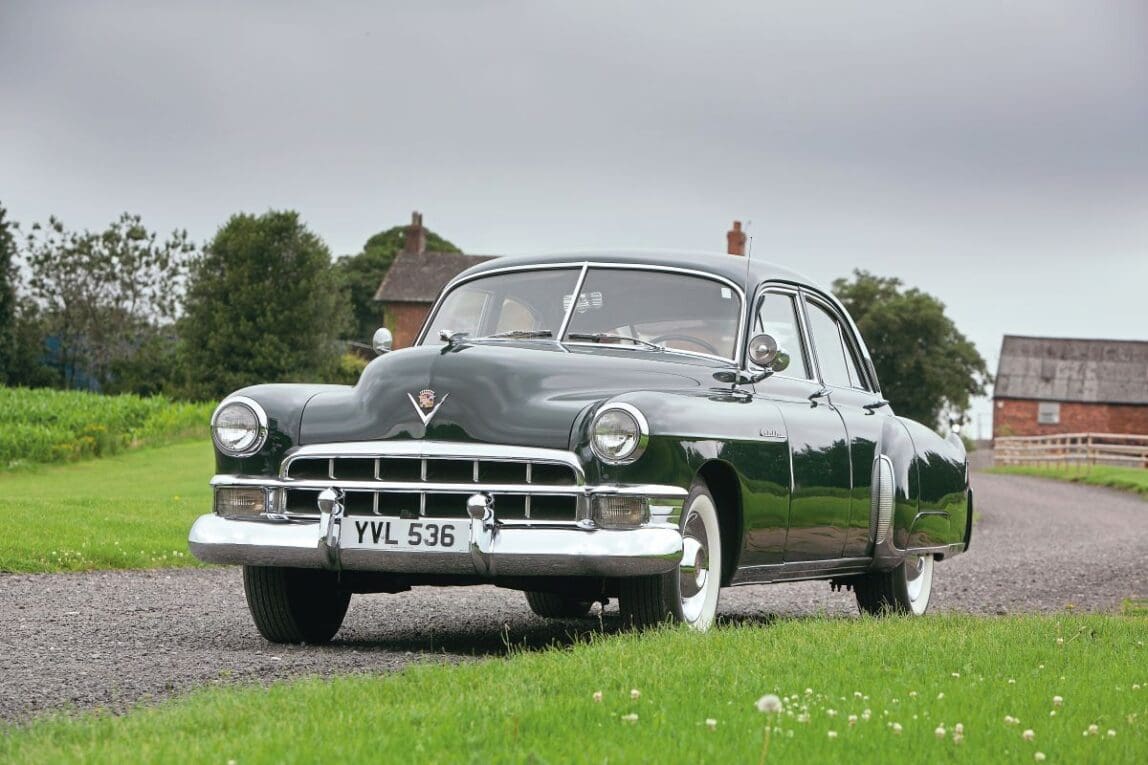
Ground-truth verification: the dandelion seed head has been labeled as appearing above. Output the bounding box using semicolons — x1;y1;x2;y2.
755;694;783;714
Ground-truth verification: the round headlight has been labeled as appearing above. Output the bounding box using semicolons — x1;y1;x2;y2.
590;403;649;464
211;397;268;457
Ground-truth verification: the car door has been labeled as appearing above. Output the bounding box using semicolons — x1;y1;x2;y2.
748;286;853;564
801;292;888;559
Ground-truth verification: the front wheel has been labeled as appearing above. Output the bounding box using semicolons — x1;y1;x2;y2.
854;553;934;616
243;566;351;644
619;481;722;631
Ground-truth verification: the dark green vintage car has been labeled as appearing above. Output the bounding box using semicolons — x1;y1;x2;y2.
190;251;971;642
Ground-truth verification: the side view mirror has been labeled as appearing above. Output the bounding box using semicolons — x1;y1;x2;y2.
372;327;393;355
747;334;790;373
713;334;791;386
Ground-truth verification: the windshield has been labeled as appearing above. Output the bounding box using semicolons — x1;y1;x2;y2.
421;266;742;359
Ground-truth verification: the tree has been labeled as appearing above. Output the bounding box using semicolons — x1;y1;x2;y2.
179;211;347;400
0;204;17;383
832;270;990;428
333;225;460;344
21;213;195;390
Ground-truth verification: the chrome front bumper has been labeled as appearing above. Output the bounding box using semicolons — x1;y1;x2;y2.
189;513;684;577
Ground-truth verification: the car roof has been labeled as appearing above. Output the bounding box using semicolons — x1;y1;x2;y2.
455;250;824;293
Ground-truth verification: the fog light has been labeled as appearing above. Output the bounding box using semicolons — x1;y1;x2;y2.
214;487;267;517
592;496;649;529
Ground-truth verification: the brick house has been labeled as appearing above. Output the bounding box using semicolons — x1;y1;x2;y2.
373;213;497;348
993;335;1148;438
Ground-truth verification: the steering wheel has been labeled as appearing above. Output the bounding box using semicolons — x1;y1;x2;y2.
649;333;721;355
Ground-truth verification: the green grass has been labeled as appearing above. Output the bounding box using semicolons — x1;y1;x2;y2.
0;386;214;470
991;465;1148;498
2;615;1145;764
0;440;212;572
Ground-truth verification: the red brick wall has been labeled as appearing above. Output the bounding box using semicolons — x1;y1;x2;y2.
385;302;431;349
994;398;1148;438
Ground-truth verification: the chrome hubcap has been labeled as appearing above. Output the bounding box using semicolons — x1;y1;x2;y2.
679;511;711;622
904;554;932;604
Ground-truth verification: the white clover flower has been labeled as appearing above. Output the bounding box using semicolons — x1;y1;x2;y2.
756;694;783;714
909;690;918;698
892;722;903;735
1056;638;1064;646
854;691;863;699
935;726;946;739
848;715;858;727
1004;715;1018;725
937;692;945;700
951;672;960;678
1052;695;1063;707
955;723;964;735
621;713;639;724
861;709;872;721
805;688;813;696
953;733;964;745
827;709;837;718
1088;724;1099;735
1034;753;1046;762
1133;684;1141;691
827;730;837;739
797;712;810;723
1107;729;1116;737
1050;710;1057;717
1023;729;1035;741
705;718;717;731
1008;679;1016;685
592;691;603;703
630;688;641;700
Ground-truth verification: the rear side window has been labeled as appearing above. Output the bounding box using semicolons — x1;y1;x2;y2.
805;300;868;390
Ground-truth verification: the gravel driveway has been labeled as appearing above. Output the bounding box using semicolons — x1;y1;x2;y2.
2;472;1145;723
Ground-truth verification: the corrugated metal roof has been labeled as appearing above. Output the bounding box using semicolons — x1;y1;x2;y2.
994;335;1148;405
373;251;498;303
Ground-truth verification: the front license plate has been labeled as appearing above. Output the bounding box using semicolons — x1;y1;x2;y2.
342;518;467;553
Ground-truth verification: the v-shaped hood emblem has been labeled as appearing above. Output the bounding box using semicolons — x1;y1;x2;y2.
407;389;449;426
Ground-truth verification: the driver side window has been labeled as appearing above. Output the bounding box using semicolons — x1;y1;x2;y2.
754;291;812;379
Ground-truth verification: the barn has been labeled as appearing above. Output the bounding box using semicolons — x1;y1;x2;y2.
993;335;1148;438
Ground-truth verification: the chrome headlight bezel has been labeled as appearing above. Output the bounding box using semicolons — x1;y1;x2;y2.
210;396;269;458
589;402;650;465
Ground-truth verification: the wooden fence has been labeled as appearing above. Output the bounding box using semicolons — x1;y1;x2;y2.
993;433;1148;468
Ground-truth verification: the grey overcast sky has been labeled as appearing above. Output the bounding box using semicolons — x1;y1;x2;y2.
2;1;1146;436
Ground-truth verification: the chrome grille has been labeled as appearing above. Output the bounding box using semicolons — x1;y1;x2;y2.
280;445;583;525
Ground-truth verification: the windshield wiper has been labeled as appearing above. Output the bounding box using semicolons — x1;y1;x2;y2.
565;332;664;351
479;329;554;340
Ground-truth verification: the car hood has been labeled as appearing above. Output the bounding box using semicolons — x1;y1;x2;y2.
299;342;712;450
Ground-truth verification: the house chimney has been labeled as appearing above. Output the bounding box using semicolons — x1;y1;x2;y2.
403;211;427;255
726;220;746;257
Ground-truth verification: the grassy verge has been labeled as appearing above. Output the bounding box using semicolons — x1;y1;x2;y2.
0;386;214;471
991;464;1148;498
3;615;1146;763
0;440;212;572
